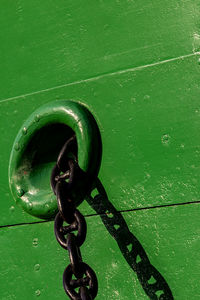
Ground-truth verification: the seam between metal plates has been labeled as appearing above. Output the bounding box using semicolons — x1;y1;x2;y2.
1;200;200;229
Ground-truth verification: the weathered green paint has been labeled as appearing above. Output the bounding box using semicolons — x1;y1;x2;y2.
1;55;200;226
1;204;200;299
9;100;102;219
0;0;199;100
0;0;200;299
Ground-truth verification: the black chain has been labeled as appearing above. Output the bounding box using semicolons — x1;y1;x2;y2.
51;136;98;300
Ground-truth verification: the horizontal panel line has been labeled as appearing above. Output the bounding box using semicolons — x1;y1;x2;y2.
0;52;199;105
0;220;50;229
86;199;200;217
0;200;200;229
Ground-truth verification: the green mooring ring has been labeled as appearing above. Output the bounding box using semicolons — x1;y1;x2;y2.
9;100;102;219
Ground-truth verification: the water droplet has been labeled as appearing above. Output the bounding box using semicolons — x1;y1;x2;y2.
34;264;40;272
180;144;185;149
33;238;38;247
10;206;15;213
145;173;151;179
22;127;27;135
35;290;41;297
161;134;170;145
131;97;136;103
198;57;200;65
144;95;150;100
17;188;24;197
14;143;20;151
34;115;40;122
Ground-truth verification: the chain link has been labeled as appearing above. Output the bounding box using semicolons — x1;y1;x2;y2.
51;136;98;300
51;135;173;299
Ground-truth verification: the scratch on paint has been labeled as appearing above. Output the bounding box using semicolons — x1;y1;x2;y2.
0;52;199;105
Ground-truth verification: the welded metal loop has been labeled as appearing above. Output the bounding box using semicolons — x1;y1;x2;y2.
50;164;70;195
55;178;76;224
51;158;76;196
63;263;98;300
54;210;87;250
57;135;77;172
51;154;90;218
79;287;92;300
51;136;77;194
67;233;83;278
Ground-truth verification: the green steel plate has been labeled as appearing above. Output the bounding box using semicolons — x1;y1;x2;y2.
1;204;200;299
0;0;199;100
0;56;200;225
0;2;200;299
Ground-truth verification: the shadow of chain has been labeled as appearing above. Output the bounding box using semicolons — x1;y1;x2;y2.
87;179;173;300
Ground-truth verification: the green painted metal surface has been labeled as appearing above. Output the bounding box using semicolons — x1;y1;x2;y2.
1;56;200;226
1;204;200;299
1;0;200;299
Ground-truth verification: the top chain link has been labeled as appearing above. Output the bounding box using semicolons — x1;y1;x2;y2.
51;136;98;300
